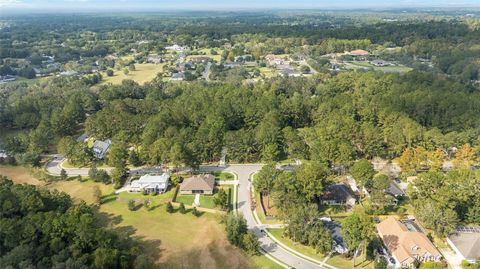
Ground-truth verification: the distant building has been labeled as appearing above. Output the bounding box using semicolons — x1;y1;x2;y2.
265;54;290;66
386;181;405;198
170;72;185;81
179;174;215;195
377;216;441;268
165;44;189;52
76;133;89;143
447;227;480;264
371;59;389;67
147;54;163;64
0;75;16;83
190;56;212;63
320;184;356;207
130;174;170;194
59;70;79;77
92;139;112;159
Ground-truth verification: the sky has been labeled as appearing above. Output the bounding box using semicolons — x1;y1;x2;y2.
1;0;479;12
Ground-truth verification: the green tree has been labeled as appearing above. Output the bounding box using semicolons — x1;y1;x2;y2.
108;143;128;169
253;163;279;207
242;232;260;255
350;159;375;189
225;212;248;247
128;200;136;211
295;161;331;201
179;202;186;214
342;209;375;252
214;188;229;210
166;202;174;213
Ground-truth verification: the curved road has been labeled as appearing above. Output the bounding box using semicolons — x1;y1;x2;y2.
47;159;333;269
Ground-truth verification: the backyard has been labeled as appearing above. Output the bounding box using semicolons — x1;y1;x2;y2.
101;63;165;85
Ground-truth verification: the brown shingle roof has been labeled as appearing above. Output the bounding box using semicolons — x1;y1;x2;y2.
377;216;440;264
180;174;215;192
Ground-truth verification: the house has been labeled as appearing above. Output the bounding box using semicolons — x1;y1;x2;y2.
348;49;370;56
130;174;170;194
190;56;212;63
59;70;79;77
179;174;215;195
447;227;480;264
92;139;112;159
147;54;163;64
386;181;405;198
320;184;356;207
377;216;442;268
170;72;185;81
0;75;16;83
265;54;290;66
76;133;89;143
165;44;189;52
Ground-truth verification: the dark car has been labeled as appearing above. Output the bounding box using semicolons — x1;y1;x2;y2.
378;247;385;255
389;257;396;264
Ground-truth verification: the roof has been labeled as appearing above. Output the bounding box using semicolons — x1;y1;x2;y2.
131;174;170;189
180;174;215;192
448;228;480;260
377;216;440;264
387;182;405;197
321;184;355;201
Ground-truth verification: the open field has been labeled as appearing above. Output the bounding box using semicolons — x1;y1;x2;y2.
344;61;413;73
101;63;165;85
0;165;44;185
2;166;268;268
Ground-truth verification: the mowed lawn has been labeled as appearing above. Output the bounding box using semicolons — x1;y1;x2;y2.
101;63;165;85
1;166;279;269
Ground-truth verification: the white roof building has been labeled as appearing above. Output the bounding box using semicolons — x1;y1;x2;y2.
130;174;170;194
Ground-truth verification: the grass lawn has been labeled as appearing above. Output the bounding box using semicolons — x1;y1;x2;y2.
327;253;374;269
175;186;233;210
267;228;326;262
250;255;283;269
175;194;195;206
319;205;352;218
0;165;44;185
345;61;413;73
259;67;276;78
213;171;235;181
101;63;165;85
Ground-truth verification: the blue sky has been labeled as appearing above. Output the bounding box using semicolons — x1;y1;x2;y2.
1;0;479;11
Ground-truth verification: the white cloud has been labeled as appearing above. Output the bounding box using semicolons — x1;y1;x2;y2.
0;0;21;6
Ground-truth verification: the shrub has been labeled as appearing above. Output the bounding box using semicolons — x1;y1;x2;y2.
166;202;174;213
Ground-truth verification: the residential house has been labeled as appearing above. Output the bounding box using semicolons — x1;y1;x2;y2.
170;72;185;81
92;139;112;159
371;59;389;67
0;75;16;83
179;174;215;195
447;227;480;264
387;181;405;198
147;54;163;64
377;216;442;268
265;54;290;66
59;70;79;77
190;56;212;63
320;184;356;207
165;44;189;52
130;174;170;194
76;133;89;143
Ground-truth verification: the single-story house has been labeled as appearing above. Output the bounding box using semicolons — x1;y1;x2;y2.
170;72;185;81
92;139;112;159
130;173;170;194
387;181;405;198
147;54;163;64
320;184;356;207
447;227;480;264
377;216;442;268
179;174;215;195
371;59;389;67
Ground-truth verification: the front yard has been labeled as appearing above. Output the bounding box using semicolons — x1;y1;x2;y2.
175;185;235;210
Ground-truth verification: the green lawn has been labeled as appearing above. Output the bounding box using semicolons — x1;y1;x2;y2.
345;61;412;73
250;255;283;269
319;205;352;218
327;253;374;269
175;186;233;210
267;228;326;262
175;194;195;206
101;63;165;85
214;171;235;181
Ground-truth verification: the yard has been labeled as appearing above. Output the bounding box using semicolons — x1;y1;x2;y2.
344;61;413;73
213;171;235;181
101;63;165;85
2;166;275;268
175;185;234;210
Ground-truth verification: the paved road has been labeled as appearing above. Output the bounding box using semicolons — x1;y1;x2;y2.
48;159;331;269
201;164;333;269
203;62;212;81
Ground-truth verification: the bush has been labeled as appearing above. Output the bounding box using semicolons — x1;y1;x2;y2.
128;200;136;211
106;69;114;76
192;207;199;217
166;202;174;213
179;203;186;214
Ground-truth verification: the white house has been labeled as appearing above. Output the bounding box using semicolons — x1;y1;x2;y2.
165;44;189;52
130;174;170;194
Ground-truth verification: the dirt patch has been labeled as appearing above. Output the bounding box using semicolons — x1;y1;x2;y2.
0;165;44;186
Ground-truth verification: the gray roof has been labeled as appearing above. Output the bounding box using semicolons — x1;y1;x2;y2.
92;139;111;158
180;174;215;192
448;229;480;260
387;182;405;197
321;184;355;201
